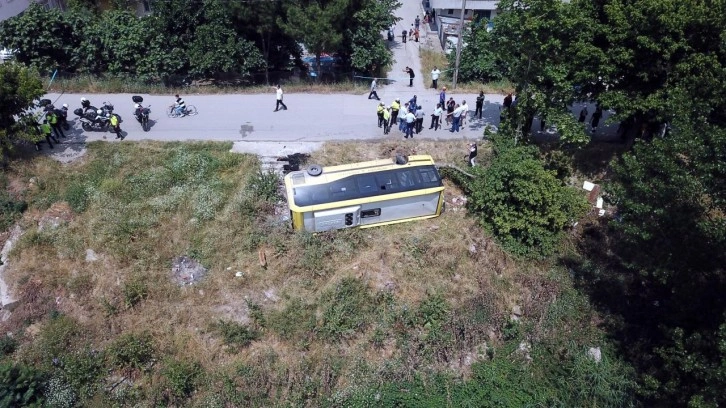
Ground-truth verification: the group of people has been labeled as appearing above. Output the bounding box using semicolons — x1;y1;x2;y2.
401;15;423;43
19;103;69;151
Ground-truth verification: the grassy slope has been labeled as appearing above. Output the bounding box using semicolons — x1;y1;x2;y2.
0;141;627;407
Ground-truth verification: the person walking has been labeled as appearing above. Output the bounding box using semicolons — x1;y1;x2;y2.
368;78;381;100
404;109;416;139
376;103;385;128
273;84;287;111
404;66;415;87
382;106;391;135
431;67;441;89
475;91;484;119
430;103;443;131
402;29;407;43
415;105;424;134
591;106;603;133
48;111;65;139
390;98;401;124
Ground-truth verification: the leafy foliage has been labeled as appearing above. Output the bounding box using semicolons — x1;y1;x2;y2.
213;320;260;348
162;359;202;402
466;135;588;257
0;362;46;408
318;278;376;342
108;332;155;371
0;63;45;155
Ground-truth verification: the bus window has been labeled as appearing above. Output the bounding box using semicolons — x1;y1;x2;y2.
397;170;416;187
418;167;439;183
357;174;378;194
329;178;357;200
377;172;399;191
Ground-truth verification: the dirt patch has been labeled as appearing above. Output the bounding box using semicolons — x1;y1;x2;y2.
37;202;75;231
171;256;209;286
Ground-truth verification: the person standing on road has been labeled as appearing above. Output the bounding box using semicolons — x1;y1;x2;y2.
399;102;409;132
578;106;589;123
414;27;420;42
402;29;407;43
40;120;57;149
415;15;420;29
390;98;401;124
408;95;417;114
460;100;469;126
48;111;65;139
368;78;381;100
439;86;446;107
415;105;424;134
382;106;391;135
404;109;416;139
430;103;443;131
431;67;441;89
475;91;484;119
377;102;385;128
449;104;464;132
446;97;456;125
404;67;415;87
591;106;603;133
273;85;288;111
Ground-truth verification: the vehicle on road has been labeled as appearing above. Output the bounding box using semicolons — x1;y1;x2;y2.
284;154;445;232
132;96;151;131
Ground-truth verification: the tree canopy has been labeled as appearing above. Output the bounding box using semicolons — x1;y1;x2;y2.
0;63;45;156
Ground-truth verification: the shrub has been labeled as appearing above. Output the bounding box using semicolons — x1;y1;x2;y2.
213;320;259;348
162;359;202;401
418;294;449;328
122;276;148;309
61;348;105;401
63;181;89;213
267;298;317;342
0;335;18;357
0;191;27;231
246;169;281;203
318;278;376;342
466;135;589;257
0;362;46;407
108;333;154;371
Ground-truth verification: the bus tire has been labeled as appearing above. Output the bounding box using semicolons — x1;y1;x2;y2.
395;154;409;165
307;164;323;176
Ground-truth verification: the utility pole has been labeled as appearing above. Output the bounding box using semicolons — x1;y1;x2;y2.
452;0;466;89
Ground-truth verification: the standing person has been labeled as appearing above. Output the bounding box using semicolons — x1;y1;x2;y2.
382;106;391;135
48;111;65;139
446;97;456;125
460;100;469;126
414;27;420;42
174;94;186;116
273;84;287;111
578;106;589;123
415;15;420;29
467;142;478;166
503;93;513;111
368;78;381;100
40;120;57;149
415;105;424;134
376;103;385;128
430;103;443;130
449;104;464;132
408;95;417;114
404;109;416;139
404;66;415;87
402;29;407;43
475;91;485;119
110;114;122;139
399;103;409;132
439;86;446;107
591;106;603;132
390;98;401;125
431;67;441;89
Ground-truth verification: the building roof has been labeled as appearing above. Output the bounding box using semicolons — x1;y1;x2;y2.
429;0;499;10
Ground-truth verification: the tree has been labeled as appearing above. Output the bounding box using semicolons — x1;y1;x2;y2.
453;20;505;83
0;63;45;157
279;0;346;81
0;362;46;407
344;0;401;73
466;133;589;257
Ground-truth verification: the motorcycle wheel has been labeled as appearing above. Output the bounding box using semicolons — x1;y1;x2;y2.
82;122;92;131
142;117;149;132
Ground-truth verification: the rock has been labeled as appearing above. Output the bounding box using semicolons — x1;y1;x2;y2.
226;267;232;271
512;305;523;316
85;249;99;262
264;289;280;302
235;271;244;277
588;347;602;363
468;244;477;255
517;341;532;362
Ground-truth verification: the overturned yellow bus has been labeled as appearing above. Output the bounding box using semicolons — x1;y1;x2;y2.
284;155;445;232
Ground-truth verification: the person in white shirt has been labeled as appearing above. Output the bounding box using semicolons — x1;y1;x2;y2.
399;103;409;132
449;104;465;132
404;110;416;139
431;67;441;89
368;78;380;100
430;103;443;130
274;84;287;111
460;100;469;126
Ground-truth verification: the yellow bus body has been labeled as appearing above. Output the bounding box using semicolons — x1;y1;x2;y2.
284;155;445;232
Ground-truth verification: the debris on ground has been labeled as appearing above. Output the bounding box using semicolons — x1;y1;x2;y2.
171;256;208;286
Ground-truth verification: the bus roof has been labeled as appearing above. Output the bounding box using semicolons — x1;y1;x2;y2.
284;155;435;187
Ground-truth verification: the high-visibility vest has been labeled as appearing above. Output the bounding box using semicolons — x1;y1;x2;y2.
48;113;58;125
110;115;119;126
391;101;400;111
383;109;391;120
377;105;384;114
40;123;51;134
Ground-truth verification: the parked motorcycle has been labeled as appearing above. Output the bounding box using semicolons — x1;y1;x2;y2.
74;107;110;132
132;96;151;132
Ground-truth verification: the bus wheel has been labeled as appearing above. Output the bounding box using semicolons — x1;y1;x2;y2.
307;164;323;176
395;154;409;165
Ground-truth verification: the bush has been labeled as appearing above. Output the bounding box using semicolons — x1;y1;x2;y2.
63;181;89;213
0;191;27;231
0;335;18;357
162;359;202;401
122;275;148;309
108;333;154;371
0;362;46;407
318;278;376;342
267;298;317;342
61;348;105;401
466;135;588;257
213;320;260;348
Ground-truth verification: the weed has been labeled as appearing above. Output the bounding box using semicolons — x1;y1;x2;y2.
0;335;18;357
34;314;82;364
318;278;376;342
246;170;281;203
108;332;155;371
162;359;203;402
246;300;266;329
60;348;105;401
267;298;317;342
100;297;119;317
43;375;77;408
122;276;148;309
0;191;27;231
213;320;259;348
297;232;334;276
418;294;450;328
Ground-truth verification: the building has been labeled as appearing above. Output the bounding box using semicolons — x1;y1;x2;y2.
426;0;499;49
0;0;65;22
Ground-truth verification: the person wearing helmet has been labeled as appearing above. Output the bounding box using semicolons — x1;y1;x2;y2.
81;97;91;112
